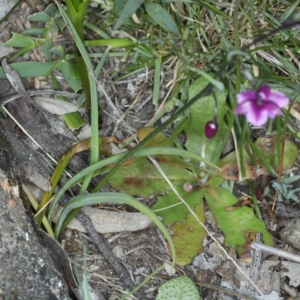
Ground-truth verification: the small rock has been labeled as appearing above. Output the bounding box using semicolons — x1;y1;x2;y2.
280;218;300;249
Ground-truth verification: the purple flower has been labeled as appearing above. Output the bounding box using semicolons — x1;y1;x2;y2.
234;85;290;126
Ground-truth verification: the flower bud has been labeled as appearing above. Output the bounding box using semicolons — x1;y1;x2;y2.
183;183;193;192
205;121;218;138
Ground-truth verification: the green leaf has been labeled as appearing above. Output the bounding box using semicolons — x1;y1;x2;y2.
144;0;179;35
22;28;48;35
44;3;58;17
205;186;273;255
114;0;144;30
153;59;161;106
4;33;35;47
152;187;204;225
171;202;206;265
0;61;60;78
137;127;190;168
207;176;223;187
157;276;201;300
184;76;228;168
108;159;196;197
49;45;65;58
59;60;82;92
279;0;300;22
48;146;220;223
216;136;298;180
113;0;126;12
54;192;176;268
66;0;89;39
254;137;298;170
45;21;59;35
27;12;53;22
198;1;232;20
9;38;49;61
55;17;66;31
84;38;133;49
62;112;85;130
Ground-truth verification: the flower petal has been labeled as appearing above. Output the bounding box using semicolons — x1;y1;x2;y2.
245;106;269;126
267;91;290;107
237;90;256;104
241;101;270;126
257;85;271;99
234;100;252;114
262;101;282;118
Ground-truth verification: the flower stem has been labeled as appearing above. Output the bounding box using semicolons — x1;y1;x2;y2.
233;0;241;96
266;119;273;135
239;120;248;179
249;181;262;220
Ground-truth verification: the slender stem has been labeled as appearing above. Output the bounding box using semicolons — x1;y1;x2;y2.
233;0;241;96
266;119;273;135
249;181;262;220
212;92;218;123
239;120;248;180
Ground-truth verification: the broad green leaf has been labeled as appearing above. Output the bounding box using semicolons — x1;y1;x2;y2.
184;76;228;169
207;176;223;187
254;137;298;170
137;127;190;168
114;0;144;30
144;0;179;35
157;276;201;300
171;202;206;265
152;187;204;225
0;61;60;78
48;146;220;223
108;159;196;197
216;136;298;180
4;33;35;47
138;127;166;146
205;186;273;255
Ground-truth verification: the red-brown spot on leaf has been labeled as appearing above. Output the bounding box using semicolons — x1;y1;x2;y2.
125;178;133;184
135;180;142;188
